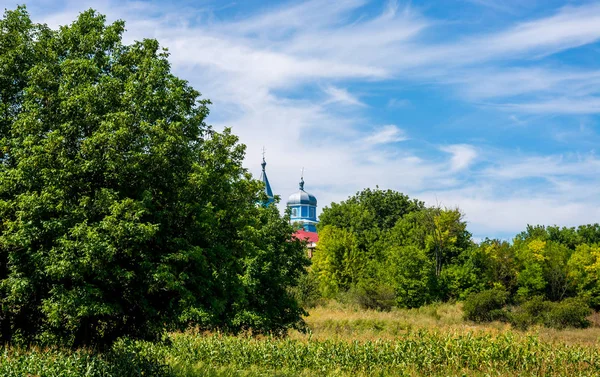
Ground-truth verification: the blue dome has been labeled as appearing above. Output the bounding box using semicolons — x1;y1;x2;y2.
286;178;317;206
287;190;317;206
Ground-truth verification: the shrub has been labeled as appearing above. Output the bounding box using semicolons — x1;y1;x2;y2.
507;311;534;331
290;271;323;309
508;296;552;331
544;298;591;329
508;296;593;331
463;288;508;322
521;295;553;317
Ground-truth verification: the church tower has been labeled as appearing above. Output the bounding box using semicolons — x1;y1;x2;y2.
259;154;274;206
286;174;318;232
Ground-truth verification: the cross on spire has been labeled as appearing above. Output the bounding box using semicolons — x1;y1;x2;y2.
261;146;267;171
299;167;305;190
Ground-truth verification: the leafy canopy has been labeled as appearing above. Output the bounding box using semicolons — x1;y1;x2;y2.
0;6;307;347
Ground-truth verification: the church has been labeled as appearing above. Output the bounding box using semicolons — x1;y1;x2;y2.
259;155;319;257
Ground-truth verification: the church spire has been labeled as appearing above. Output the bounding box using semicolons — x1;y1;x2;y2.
259;147;274;205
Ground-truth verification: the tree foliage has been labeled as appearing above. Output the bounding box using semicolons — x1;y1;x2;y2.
313;185;600;318
312;225;362;298
0;7;307;347
382;246;433;308
313;188;472;308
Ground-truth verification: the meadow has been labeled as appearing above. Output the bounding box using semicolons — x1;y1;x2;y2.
2;302;599;377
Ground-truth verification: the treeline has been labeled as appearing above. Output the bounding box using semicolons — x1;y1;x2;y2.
303;188;600;328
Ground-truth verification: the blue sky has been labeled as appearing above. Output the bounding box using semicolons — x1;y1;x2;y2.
4;0;600;239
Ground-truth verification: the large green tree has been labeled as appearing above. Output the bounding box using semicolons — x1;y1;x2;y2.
0;7;307;347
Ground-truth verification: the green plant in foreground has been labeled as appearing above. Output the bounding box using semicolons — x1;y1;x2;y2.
0;330;599;376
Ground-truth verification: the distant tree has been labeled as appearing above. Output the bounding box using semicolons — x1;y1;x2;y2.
541;241;573;301
0;7;307;347
319;188;424;251
383;246;433;308
568;244;600;309
514;225;550;243
546;226;581;250
576;224;600;245
438;247;487;301
312;225;362;298
388;207;472;277
514;240;548;300
477;239;518;293
316;188;426;303
425;208;472;277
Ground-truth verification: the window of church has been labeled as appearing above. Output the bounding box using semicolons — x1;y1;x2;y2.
292;208;297;217
310;207;315;218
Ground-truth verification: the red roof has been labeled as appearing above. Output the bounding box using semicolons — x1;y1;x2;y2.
293;230;319;243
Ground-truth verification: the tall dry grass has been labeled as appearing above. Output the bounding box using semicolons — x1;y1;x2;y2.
291;301;600;346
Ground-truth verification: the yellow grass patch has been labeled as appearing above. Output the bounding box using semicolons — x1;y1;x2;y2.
291;301;600;346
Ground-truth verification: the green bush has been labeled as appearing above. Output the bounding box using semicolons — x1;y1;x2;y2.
544;298;592;329
508;296;592;331
507;296;552;331
506;311;534;331
290;271;323;309
463;288;508;322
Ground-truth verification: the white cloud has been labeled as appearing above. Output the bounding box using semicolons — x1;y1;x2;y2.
425;190;600;240
226;0;369;37
463;0;516;13
323;86;366;107
449;68;600;100
441;144;478;171
484;4;600;57
387;98;411;108
364;125;407;145
420;3;600;67
505;97;600;114
12;0;600;239
483;154;600;180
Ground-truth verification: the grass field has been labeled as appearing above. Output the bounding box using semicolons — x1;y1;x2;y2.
298;302;600;345
1;303;599;377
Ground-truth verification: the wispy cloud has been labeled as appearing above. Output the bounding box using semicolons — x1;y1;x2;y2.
483;154;600;180
505;97;600;114
471;4;600;58
441;144;478;172
12;0;600;238
450;68;600;100
364;125;407;145
463;0;516;13
323;86;366;107
387;98;411;108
